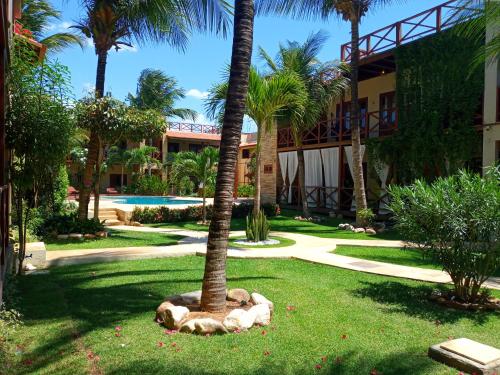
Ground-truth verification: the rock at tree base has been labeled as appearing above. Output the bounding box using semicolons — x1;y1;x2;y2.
164;290;202;306
250;293;274;314
429;338;500;375
365;228;377;235
249;304;271;326
193;318;228;335
226;288;250;304
223;309;256;331
155;301;175;323
164;306;190;329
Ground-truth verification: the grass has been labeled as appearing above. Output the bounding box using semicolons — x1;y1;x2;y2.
228;236;296;249
44;229;184;251
9;257;499;374
334;245;500;277
147;209;401;241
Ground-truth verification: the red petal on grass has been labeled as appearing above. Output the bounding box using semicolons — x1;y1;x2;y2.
321;356;327;363
315;364;322;370
263;351;271;356
115;333;121;337
286;305;296;311
115;326;122;331
157;342;164;348
87;352;94;359
23;359;33;366
341;334;348;339
171;342;177;347
261;330;267;336
370;369;378;375
164;329;178;335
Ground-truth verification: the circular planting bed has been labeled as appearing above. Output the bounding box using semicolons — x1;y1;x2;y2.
155;289;273;335
228;236;296;249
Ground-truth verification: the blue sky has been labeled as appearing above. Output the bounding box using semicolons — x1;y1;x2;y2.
49;0;444;132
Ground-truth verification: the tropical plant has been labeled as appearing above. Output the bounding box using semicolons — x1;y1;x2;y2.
170;147;219;222
200;0;255;313
135;175;169;195
258;0;402;226
125;146;162;176
206;67;305;217
389;167;500;304
107;146;131;191
259;31;348;217
72;0;231;220
246;210;270;241
455;0;500;70
128;68;197;120
237;184;255;197
6;40;75;274
19;0;84;52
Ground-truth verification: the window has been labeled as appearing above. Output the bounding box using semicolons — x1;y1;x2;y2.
242;149;250;159
189;143;203;153
167;142;180;153
336;98;368;131
379;91;396;127
110;174;127;187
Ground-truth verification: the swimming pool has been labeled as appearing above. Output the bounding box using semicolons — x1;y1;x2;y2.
100;195;203;206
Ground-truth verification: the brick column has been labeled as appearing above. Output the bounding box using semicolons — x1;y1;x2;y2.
260;125;277;204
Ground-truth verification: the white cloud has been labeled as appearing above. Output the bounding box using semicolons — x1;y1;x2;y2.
186;89;209;99
82;82;95;94
46;21;72;33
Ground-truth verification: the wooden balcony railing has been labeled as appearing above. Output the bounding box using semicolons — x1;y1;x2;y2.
0;185;10;267
168;122;220;134
341;0;480;62
278;108;398;148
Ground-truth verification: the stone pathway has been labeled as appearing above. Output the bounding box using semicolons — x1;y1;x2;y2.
45;225;500;290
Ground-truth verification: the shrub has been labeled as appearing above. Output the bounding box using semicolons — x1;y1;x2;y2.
246;211;270;242
177;176;195;196
131;202;279;224
389;167;500;303
237;184;255;198
358;208;375;227
135;175;168;195
38;212;105;236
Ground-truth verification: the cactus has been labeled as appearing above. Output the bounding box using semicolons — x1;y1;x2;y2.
246;211;270;242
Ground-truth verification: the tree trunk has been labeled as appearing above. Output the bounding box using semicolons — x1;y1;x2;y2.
200;0;254;313
350;12;368;226
16;195;24;275
202;186;207;223
296;147;310;218
78;48;108;220
120;166;124;193
93;140;102;220
252;128;262;217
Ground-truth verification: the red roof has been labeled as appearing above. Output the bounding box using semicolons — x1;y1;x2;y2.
165;131;221;142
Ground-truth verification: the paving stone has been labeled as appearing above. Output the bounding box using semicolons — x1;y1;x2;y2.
429;338;500;375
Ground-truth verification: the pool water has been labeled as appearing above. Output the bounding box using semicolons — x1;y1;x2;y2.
100;195;202;205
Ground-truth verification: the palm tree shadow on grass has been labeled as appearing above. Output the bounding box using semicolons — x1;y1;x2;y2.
351;280;494;325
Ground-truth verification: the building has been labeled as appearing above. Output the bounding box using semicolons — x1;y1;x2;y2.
94;122;257;194
265;0;499;214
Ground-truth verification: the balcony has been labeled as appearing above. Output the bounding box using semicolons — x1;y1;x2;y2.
168;122;220;134
340;0;480;63
278;108;398;148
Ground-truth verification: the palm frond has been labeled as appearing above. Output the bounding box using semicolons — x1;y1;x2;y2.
40;32;86;52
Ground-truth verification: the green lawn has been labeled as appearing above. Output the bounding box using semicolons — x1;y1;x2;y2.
147;209;401;241
44;229;184;251
334;245;500;277
228;236;296;249
9;257;499;374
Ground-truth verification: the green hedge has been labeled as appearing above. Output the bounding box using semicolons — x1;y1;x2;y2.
131;203;279;224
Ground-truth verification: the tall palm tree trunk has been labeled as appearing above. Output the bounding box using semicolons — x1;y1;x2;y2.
296;146;310;217
349;11;368;225
78;49;108;220
252;128;262;217
93;140;102;220
201;0;254;313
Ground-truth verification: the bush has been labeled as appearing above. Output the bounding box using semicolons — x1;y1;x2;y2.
389;167;500;303
246;211;270;241
237;184;255;198
38;212;105;236
177;176;195;196
53;166;69;213
135;175;168;195
358;208;375;227
131;202;279;224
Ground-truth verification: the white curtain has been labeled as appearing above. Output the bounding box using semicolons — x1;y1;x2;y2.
344;145;366;211
286;151;298;204
320;147;339;209
304;149;323;207
374;160;390;214
278;153;288;203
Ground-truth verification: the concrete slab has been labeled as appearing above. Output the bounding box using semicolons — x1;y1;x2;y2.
429;338;500;375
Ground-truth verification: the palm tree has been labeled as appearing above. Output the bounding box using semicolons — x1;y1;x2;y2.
205;67;305;217
19;0;84;52
200;0;255;313
126;146;161;176
72;0;231;220
128;68;197;120
107;146;132;191
170;147;219;222
258;0;402;225
259;31;348;217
